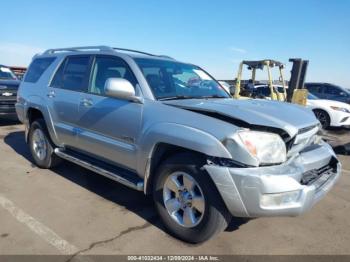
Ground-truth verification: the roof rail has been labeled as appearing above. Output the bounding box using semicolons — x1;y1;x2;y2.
113;47;174;60
42;46;175;60
43;46;114;54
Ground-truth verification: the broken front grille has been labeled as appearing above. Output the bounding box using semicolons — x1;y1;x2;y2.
301;157;338;189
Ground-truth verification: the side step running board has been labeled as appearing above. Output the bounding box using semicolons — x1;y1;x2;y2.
54;148;144;191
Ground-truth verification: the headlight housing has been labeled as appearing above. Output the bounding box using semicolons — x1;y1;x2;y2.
260;190;301;207
330;106;350;113
225;130;287;166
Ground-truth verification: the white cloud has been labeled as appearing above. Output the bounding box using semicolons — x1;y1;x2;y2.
0;43;44;67
230;46;247;54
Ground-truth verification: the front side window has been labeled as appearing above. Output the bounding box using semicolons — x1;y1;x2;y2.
306;84;320;94
325;85;342;95
89;56;137;95
135;58;229;100
51;56;90;92
0;66;17;80
24;57;55;83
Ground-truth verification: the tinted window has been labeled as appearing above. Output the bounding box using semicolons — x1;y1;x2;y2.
305;84;321;94
89;56;137;95
51;56;90;92
260;87;270;96
324;85;342;95
24;57;56;83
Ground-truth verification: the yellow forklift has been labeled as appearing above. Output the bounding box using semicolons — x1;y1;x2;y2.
233;58;309;106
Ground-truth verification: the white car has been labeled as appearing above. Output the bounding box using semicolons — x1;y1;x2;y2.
307;93;350;128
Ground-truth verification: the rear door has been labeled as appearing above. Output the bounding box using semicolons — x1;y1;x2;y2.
76;55;142;170
47;55;92;148
323;84;349;103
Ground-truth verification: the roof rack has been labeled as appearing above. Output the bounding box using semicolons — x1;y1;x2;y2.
113;47;174;59
42;46;175;60
43;46;114;54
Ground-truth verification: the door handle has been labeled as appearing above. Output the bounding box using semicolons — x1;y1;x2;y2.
47;90;55;98
81;98;93;107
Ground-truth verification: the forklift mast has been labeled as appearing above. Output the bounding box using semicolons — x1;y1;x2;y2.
287;58;309;102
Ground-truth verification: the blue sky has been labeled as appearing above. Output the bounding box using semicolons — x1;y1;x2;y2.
1;0;349;86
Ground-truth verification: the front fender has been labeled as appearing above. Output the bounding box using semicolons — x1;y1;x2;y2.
136;122;231;176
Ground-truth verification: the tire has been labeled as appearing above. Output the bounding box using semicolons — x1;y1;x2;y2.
313;109;331;129
28;119;61;169
152;153;231;243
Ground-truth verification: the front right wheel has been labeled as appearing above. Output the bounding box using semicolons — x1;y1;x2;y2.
153;153;231;243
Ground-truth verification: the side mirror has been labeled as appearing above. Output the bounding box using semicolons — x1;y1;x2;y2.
104;78;143;103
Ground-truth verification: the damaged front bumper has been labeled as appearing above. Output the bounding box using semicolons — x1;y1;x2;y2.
205;141;341;217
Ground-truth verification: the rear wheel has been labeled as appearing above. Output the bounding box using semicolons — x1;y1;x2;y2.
153;153;231;243
313;109;330;129
28;119;61;168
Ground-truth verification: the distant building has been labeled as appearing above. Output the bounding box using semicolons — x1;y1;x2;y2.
9;66;27;80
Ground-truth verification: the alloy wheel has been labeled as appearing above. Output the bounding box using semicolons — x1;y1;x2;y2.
163;171;205;228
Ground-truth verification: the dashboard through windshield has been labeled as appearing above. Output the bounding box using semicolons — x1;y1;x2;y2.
135;58;229;100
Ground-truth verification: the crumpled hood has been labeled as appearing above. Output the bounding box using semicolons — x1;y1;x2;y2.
164;98;319;137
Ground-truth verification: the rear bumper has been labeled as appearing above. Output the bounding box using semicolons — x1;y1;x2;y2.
205;141;341;217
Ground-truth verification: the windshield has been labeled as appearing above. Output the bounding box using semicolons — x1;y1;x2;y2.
135;58;230;100
308;93;319;100
0;66;17;80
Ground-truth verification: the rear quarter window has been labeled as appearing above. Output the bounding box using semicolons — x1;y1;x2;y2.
24;57;56;83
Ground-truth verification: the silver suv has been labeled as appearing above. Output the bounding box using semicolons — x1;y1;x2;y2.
16;46;341;243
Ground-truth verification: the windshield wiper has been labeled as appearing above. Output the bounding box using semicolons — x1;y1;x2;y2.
158;95;198;101
201;95;228;99
159;95;228;101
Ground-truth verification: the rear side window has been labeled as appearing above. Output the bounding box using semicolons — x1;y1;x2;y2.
51;56;90;92
24;57;56;83
261;86;270;96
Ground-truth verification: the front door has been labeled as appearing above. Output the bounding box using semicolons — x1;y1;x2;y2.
76;55;142;170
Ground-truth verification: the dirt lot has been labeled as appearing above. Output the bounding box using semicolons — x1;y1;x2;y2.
0;119;349;256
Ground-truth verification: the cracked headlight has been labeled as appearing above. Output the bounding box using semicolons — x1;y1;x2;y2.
227;130;287;165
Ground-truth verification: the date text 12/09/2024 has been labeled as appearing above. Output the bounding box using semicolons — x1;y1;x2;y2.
127;256;220;261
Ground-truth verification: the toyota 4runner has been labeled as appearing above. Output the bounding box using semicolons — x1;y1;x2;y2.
16;46;341;243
